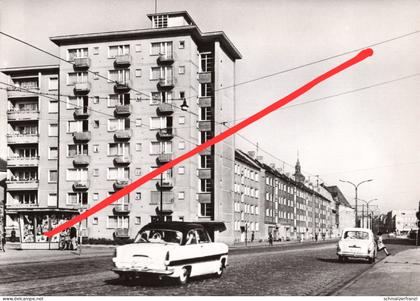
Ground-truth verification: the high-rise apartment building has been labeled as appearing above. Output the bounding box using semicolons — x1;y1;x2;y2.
0;65;74;248
49;11;241;243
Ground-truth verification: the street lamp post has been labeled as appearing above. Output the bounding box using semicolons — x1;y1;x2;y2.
339;179;373;228
359;198;378;229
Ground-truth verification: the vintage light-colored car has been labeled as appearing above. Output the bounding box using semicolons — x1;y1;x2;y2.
112;221;228;284
337;227;377;263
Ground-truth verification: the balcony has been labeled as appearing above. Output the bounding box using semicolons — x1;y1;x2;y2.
114;180;129;190
73;131;91;142
198;120;212;131
74;107;90;119
7;86;39;98
156;153;172;164
74;82;91;94
73;181;90;191
198;71;212;84
156;179;174;190
198;168;212;179
73;57;91;69
197;192;211;203
114;129;131;140
113;156;131;165
7;156;39;167
198;97;212;107
113;204;130;214
114;228;129;238
157;53;174;65
157;103;174;115
73;154;90;166
114;54;131;67
156;128;174;140
6;180;39;191
157;78;174;90
114;80;131;93
7;134;38;144
7;110;39;121
114;105;131;116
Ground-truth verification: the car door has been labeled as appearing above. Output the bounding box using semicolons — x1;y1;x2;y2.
196;229;217;275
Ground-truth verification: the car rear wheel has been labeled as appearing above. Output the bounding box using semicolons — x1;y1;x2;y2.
338;255;344;263
368;256;376;264
178;267;190;285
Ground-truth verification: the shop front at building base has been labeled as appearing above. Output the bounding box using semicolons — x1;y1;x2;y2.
5;207;78;250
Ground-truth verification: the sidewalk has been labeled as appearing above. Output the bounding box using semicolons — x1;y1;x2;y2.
0;244;115;265
334;247;420;296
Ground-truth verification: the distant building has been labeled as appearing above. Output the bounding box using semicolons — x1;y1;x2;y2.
325;185;355;236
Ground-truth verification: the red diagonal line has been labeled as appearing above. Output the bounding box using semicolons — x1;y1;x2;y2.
44;48;373;238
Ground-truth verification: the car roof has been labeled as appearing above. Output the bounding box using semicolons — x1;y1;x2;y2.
140;222;205;233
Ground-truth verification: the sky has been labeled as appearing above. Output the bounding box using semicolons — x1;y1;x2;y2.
0;0;419;213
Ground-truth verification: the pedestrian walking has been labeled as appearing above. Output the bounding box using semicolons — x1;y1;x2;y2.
70;226;78;250
0;233;5;252
251;231;255;243
10;229;16;243
268;233;273;246
315;233;318;242
377;232;390;256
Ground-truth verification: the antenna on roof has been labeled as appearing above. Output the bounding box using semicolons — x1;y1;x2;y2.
154;0;158;13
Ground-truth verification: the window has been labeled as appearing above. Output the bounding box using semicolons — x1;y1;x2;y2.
200;131;213;144
150;91;172;104
49;77;58;90
178;66;185;74
93;169;99;177
48;124;58;136
178;166;185;174
67;96;88;109
93;120;99;128
107;167;129;180
66;192;88;205
108;69;130;83
135;119;142;127
179;41;185;49
135;192;141;200
152;15;168;28
93;47;99;55
67;120;88;133
135;143;142;151
67;72;88;85
108;118;129;131
200;53;213;72
179;142;185;150
200;107;213;121
108;45;130;58
108;142;130;156
200;179;212;193
150;116;172;129
179;116;185;124
107;216;129;229
108;94;130;107
150;41;172;56
135;44;141;52
200;83;212;97
93;96;99;104
94;72;99;80
66;168;88;181
178;192;185;200
67;144;88;157
135;69;142;77
92;217;99;225
135;168;141;176
150;66;173;80
150;141;172;154
200;155;212;168
92;193;99;201
199;203;212;217
67;48;88;60
135;217;141;225
48;193;57;206
48;147;58;159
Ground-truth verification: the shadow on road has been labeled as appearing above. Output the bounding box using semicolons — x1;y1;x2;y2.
316;257;371;264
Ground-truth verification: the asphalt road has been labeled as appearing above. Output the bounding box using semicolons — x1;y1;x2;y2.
0;242;412;296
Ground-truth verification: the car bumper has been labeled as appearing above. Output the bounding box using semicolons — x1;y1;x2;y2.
337;251;371;258
112;267;174;275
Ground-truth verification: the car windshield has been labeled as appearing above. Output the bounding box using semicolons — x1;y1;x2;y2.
343;231;369;240
134;229;183;245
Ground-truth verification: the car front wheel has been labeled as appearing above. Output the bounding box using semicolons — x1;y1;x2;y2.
178;267;190;285
215;261;225;278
